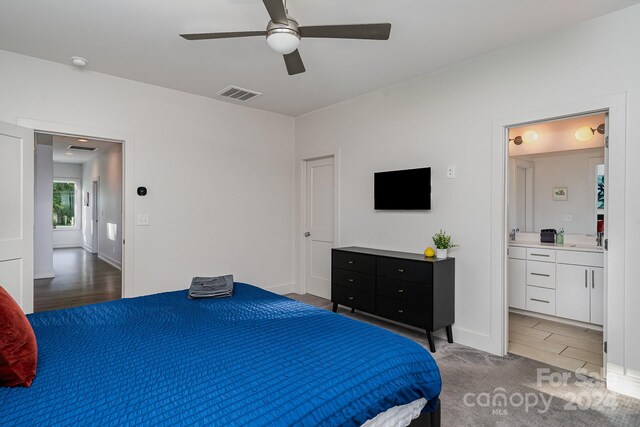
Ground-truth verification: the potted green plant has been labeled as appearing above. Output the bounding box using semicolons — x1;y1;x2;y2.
432;229;458;259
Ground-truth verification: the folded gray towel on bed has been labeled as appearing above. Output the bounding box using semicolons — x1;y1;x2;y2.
188;275;234;299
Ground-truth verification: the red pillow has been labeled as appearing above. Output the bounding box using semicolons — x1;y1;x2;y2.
0;286;37;387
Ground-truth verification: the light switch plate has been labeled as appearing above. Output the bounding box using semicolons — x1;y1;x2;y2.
446;166;456;179
137;214;150;226
563;214;573;222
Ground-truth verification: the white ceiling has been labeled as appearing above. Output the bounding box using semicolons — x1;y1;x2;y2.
46;134;119;164
1;0;637;116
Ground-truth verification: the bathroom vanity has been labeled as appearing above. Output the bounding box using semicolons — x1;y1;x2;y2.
508;242;603;325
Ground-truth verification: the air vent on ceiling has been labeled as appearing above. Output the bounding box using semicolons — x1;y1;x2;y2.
67;145;97;151
217;86;262;102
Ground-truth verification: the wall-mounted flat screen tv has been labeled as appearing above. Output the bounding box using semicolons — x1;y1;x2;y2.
374;167;431;210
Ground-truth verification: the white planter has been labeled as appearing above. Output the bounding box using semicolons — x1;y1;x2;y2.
436;248;448;259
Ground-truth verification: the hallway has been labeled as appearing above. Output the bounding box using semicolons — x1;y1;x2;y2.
34;248;121;312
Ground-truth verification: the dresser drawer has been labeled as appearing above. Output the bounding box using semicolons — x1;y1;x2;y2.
376;297;425;328
332;268;375;293
508;246;527;260
556;250;603;267
377;277;429;302
526;248;556;262
526;260;556;289
332;285;375;313
526;286;556;316
377;257;432;283
332;251;375;274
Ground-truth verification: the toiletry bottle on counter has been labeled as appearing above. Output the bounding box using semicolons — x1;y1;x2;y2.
556;228;565;245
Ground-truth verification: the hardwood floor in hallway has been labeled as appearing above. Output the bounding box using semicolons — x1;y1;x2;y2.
34;248;121;312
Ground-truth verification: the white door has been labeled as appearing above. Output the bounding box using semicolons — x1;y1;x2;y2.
0;122;34;313
305;157;334;299
92;179;99;253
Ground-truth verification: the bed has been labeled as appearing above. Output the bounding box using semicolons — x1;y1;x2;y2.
0;283;441;426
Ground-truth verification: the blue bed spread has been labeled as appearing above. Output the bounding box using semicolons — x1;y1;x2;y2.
1;283;441;426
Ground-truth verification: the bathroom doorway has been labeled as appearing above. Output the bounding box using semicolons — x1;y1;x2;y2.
505;112;607;378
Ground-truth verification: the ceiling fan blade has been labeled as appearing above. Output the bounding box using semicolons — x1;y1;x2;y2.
262;0;288;24
299;23;391;40
283;50;305;75
180;31;265;40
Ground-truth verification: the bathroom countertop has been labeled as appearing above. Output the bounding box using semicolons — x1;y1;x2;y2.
509;241;603;252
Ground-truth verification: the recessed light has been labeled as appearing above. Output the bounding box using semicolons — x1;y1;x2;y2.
65;152;73;156
78;138;88;143
71;56;88;67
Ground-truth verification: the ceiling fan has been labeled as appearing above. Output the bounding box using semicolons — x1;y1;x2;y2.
180;0;391;76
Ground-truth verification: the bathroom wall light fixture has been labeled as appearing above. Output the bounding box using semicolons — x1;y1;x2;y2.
509;135;523;145
575;123;605;142
509;130;538;145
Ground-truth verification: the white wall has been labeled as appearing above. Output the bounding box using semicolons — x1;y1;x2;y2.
526;149;603;235
295;4;640;395
53;162;83;248
0;48;295;297
34;142;53;278
82;144;123;268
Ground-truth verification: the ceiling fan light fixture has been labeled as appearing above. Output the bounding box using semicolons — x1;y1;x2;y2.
266;18;300;55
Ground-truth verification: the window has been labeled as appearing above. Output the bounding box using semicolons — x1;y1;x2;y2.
53;180;78;227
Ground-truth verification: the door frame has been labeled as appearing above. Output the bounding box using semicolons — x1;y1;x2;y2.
91;178;99;254
491;93;626;390
296;150;340;295
18;118;135;299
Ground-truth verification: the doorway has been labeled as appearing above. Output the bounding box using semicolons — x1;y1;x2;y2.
303;156;335;299
33;132;123;311
505;113;607;378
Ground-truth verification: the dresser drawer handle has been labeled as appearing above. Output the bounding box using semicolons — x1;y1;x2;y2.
347;278;354;283
398;289;404;293
398;309;404;314
530;272;550;277
530;298;550;304
348;296;354;300
398;269;404;273
530;253;550;257
348;260;355;264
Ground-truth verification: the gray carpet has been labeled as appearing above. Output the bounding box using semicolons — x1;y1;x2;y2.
286;293;640;427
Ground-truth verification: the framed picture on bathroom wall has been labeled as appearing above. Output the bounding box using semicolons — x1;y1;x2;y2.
553;186;568;201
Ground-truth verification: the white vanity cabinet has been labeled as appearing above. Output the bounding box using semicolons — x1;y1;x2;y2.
508;247;526;310
509;243;603;325
556;251;604;325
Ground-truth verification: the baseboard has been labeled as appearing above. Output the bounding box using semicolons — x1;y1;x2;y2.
53;243;82;249
98;253;122;270
82;244;95;253
265;283;295;295
34;270;55;279
607;363;640;399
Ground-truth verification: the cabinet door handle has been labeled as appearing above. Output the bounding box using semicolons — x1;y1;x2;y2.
347;278;354;283
585;269;588;288
348;296;354;300
530;298;550;304
398;309;404;314
398;269;404;273
592;269;595;289
398;289;404;293
530;272;550;277
531;253;550;257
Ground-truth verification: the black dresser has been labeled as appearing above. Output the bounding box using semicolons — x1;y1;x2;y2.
331;246;455;352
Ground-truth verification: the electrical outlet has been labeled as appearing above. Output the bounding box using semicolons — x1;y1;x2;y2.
137;214;150;226
446;166;456;179
563;214;573;222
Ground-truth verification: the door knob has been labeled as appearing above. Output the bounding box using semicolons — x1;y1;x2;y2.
304;231;311;237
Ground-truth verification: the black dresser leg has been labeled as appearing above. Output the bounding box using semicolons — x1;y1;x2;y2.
446;325;454;343
332;302;338;313
426;331;436;353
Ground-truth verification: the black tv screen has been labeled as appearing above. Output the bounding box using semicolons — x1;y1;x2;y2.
374;167;431;210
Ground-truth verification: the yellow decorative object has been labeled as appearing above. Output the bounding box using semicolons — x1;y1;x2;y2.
424;247;435;258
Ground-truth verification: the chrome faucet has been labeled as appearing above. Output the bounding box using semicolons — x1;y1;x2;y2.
596;232;604;247
510;228;518;241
